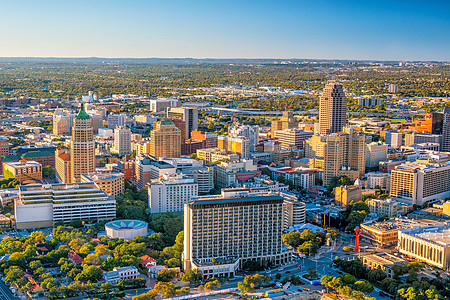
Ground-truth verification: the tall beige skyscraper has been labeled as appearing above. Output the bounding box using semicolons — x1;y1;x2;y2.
319;81;347;135
323;128;365;184
150;119;181;158
70;107;95;182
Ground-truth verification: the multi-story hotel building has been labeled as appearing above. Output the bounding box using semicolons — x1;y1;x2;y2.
283;199;306;230
113;126;131;156
55;148;71;183
367;198;398;217
53;109;75;136
81;172;125;199
196;148;240;163
148;174;198;214
3;159;42;183
150;120;182;159
70;107;95;182
183;192;291;278
405;133;441;147
166;107;198;139
217;136;250;159
366;172;391;191
274;129;313;150
323;128;366;184
318;81;347;135
228;125;260;152
135;154;176;190
335;184;362;208
271;111;297;137
398;224;450;270
365;142;388;170
390;161;450;205
0;137;9;157
304;134;326;158
15;182;116;229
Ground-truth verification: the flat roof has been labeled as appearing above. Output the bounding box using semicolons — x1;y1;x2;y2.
189;194;284;206
401;224;450;247
364;253;405;266
20;182;99;192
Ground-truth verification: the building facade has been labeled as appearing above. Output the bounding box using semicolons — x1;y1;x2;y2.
81;172;125;199
166;107;198;139
150;120;182;159
15;182;116;229
318;81;347;135
274;129;313;151
183;193;291;278
113;126;132;156
148;174;198;214
70;107;95;182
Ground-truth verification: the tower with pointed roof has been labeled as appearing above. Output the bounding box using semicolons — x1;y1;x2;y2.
70;106;95;182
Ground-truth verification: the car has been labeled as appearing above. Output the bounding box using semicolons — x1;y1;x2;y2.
286;271;291;273
278;267;283;271
303;287;310;291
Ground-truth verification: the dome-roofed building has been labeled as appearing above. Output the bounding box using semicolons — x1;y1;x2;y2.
105;219;149;240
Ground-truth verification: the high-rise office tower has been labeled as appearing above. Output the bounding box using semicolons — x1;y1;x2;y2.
323;128;365;184
166;107;198;139
271;111;297;137
113;126;132;156
318;81;347;135
53;109;75;136
228;125;260;152
70;107;95;182
150;119;181;158
442;107;450;152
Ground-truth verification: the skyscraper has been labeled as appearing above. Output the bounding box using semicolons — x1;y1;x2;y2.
70;106;95;182
271;111;297;137
166;107;198;139
113;126;132;156
318;81;347;135
150;119;182;158
323;128;366;184
442;107;450;152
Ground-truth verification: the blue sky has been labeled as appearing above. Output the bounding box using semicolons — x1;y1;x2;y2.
0;0;449;60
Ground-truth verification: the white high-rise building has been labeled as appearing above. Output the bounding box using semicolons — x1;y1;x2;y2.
385;132;402;148
388;84;398;93
228;125;260;151
183;192;292;279
107;113;127;129
113;126;132;156
148;174;198;214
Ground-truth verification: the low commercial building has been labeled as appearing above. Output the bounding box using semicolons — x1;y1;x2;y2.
214;159;260;189
367;198;398;217
3;159;42;183
362;253;406;278
398;224;450;270
360;218;433;248
15;182;116;229
81;172;125;198
135;155;176;190
103;266;140;284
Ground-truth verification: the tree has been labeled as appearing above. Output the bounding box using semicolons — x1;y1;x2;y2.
305;267;318;280
69;219;83;228
353;280;373;293
152;282;176;298
238;282;255;295
157;268;177;282
181;269;203;283
339;273;356;285
177;286;190;296
75;266;103;283
368;268;387;283
42;165;55;178
275;273;282;281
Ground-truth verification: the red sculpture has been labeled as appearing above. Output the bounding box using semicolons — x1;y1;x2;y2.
354;228;362;252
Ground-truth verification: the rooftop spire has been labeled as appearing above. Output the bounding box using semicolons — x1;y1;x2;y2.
76;105;90;120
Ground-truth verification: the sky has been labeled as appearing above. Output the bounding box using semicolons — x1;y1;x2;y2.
0;0;449;61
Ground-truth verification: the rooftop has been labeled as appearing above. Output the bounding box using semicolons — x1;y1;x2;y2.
4;160;41;167
105;219;148;230
76;106;90;120
189;194;284;206
400;224;450;247
81;172;124;181
364;253;406;266
20;182;100;192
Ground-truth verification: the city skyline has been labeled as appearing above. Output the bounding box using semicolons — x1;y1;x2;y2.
0;0;449;60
